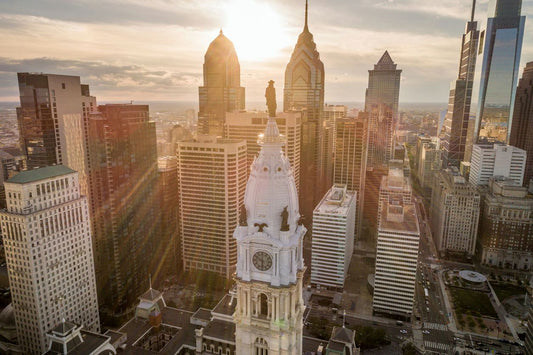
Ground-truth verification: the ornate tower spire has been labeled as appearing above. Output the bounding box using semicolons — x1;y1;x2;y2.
234;82;306;355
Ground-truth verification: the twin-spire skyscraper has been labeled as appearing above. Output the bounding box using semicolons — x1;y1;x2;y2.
198;0;327;224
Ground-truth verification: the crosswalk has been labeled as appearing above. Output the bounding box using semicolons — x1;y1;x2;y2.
423;322;448;331
424;340;451;352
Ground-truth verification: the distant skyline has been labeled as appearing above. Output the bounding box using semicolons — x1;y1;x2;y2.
0;0;532;104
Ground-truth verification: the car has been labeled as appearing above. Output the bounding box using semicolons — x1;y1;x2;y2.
400;329;408;334
422;330;430;334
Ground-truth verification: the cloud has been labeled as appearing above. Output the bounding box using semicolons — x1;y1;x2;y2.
0;57;202;101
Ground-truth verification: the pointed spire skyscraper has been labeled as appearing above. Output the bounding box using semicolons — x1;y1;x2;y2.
441;0;479;167
283;0;327;223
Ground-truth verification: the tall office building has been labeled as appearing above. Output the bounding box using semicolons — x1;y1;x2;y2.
16;73;95;196
510;62;533;186
365;51;401;169
87;104;158;315
470;142;526;186
418;139;441;192
479;177;533;269
198;31;245;137
311;185;356;291
430;168;480;256
225;111;301;191
333;115;368;238
283;0;325;221
441;1;479;167
526;295;533;355
378;167;412;227
154;156;180;286
0;166;99;354
373;199;419;320
470;0;525;148
177;136;247;278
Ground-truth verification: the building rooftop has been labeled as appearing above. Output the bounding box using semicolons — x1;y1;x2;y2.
379;203;419;235
6;165;75;184
314;185;355;216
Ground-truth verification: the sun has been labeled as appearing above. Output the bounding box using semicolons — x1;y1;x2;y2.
223;0;291;62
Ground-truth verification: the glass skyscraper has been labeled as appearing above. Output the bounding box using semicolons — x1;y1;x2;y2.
470;0;525;147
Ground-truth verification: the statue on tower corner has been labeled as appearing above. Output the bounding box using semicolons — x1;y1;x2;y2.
281;206;289;231
265;80;277;117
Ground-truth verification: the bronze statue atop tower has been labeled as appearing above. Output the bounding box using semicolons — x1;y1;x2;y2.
265;80;277;117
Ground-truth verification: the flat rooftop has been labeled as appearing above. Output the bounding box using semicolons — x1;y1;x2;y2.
379;203;419;235
314;186;355;217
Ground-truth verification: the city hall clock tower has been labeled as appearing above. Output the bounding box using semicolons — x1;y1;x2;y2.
233;82;306;355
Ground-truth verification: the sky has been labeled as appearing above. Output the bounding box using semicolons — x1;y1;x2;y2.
0;0;532;104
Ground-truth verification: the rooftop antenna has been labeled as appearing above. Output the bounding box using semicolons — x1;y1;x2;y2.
470;0;476;22
149;273;154;299
304;0;309;31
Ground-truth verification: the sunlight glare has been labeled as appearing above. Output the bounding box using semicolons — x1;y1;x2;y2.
223;0;291;62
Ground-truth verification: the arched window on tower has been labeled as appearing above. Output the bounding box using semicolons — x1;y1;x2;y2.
254;337;268;355
259;293;268;317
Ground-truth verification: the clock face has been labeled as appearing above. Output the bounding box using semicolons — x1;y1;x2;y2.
252;251;272;271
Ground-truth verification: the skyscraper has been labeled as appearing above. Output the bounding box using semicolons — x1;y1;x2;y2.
373;199;419;320
154;156;180;286
470;0;525;148
224;111;301;191
0;166;99;354
87;104;158;316
365;51;401;169
177;136;247;278
470;142;526;186
510;61;533;186
283;0;325;221
198;30;245;137
333;115;368;238
431;168;480;256
441;0;479;167
311;185;356;291
16;73;95;196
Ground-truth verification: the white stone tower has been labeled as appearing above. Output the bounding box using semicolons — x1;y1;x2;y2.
233;87;306;354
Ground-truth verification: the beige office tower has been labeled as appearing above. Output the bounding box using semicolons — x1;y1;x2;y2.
177;137;247;278
373;200;419;320
198;31;245;137
430;168;480;256
16;73;96;197
224;111;301;191
311;185;356;291
283;0;325;221
0;166;99;354
333;115;368;239
378;166;412;227
418;138;441;191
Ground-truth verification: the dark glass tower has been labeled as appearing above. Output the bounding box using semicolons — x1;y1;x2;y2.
470;0;525;149
441;0;479;167
365;51;401;169
198;30;245;137
87;104;158;317
510;62;533;186
283;0;325;222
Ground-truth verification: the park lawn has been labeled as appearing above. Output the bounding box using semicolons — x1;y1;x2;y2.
491;283;527;302
450;287;498;318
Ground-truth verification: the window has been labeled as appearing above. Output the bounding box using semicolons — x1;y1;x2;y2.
254;338;268;355
259;293;268;317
